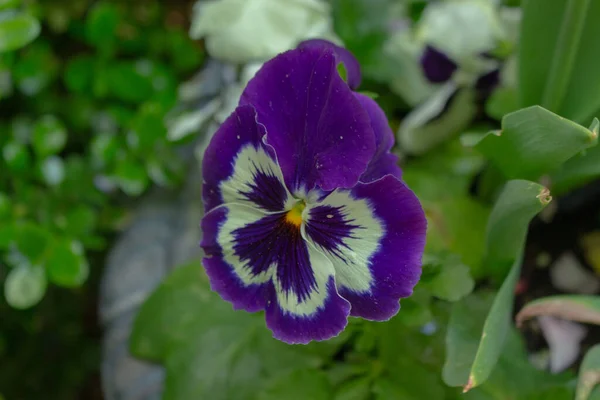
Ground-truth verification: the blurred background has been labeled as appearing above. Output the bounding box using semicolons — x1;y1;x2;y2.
3;0;600;399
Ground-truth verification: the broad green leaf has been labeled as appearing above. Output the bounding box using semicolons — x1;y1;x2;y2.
0;0;20;11
131;261;338;400
258;369;333;400
577;345;600;400
443;290;497;387
519;0;600;123
552;119;600;194
445;180;550;391
447;293;573;399
372;379;413;400
45;240;88;287
474;106;596;180
0;11;40;53
464;329;573;400
421;254;474;302
376;318;446;400
515;295;600;327
424;197;490;277
334;376;371;400
484;180;551;279
4;265;47;309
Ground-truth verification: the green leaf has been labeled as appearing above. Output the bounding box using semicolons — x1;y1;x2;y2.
39;156;65;186
445;180;550;391
0;11;40;53
372;379;412;400
64;55;94;93
258;369;333;400
62;206;97;237
474;106;596;180
421;254;475;302
485;86;519;120
577;345;600;400
484;180;551;279
45;239;88;287
443;290;497;387
464;328;574;400
0;192;10;219
515;295;600;327
0;0;20;11
2;140;30;171
4;265;47;309
552;119;600;194
519;0;600;123
105;62;153;103
32;115;67;156
85;2;119;52
130;102;167;151
15;223;51;264
113;158;149;196
131;261;334;400
424;197;490;278
334;376;371;400
331;0;394;79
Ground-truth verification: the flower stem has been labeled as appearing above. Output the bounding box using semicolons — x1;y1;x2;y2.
541;0;591;112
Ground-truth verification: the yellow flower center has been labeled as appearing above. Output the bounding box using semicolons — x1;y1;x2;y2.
285;200;306;226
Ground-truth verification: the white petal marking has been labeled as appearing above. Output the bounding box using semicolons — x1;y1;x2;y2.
217;204;274;285
220;144;291;208
307;190;384;293
274;237;334;317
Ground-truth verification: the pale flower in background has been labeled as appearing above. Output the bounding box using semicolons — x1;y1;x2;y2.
190;0;339;64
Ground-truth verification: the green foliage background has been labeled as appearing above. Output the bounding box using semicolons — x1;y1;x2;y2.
0;0;202;397
3;0;600;399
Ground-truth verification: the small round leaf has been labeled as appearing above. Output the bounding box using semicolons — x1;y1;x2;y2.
0;11;40;53
46;240;88;287
4;265;47;309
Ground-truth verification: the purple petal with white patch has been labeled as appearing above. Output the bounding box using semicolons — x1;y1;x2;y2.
240;46;375;193
201;202;351;343
202;105;290;212
298;39;362;90
355;93;402;183
304;175;427;320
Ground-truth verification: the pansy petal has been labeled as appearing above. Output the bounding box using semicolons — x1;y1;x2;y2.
420;45;458;84
355;93;402;183
298;39;362;89
201;202;351;343
202;105;291;212
201;204;276;312
266;240;350;344
240;46;375;193
304;175;426;320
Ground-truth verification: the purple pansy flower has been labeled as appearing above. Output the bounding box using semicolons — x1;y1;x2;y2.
200;41;427;344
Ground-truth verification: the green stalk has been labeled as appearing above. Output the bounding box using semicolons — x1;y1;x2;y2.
541;0;591;112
